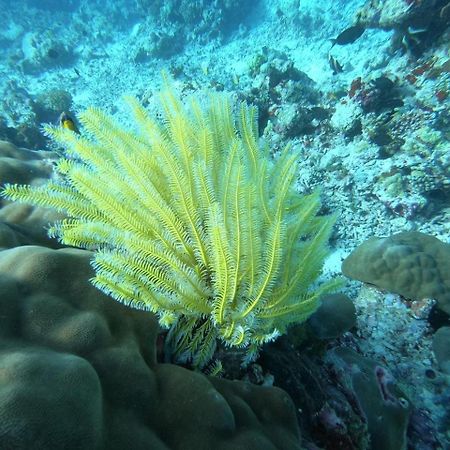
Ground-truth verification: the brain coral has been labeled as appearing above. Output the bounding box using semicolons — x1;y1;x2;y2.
342;231;450;315
0;244;301;449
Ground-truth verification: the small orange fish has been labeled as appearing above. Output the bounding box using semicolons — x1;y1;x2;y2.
59;111;79;134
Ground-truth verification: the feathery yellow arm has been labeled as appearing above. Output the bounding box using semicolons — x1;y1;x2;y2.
0;85;338;370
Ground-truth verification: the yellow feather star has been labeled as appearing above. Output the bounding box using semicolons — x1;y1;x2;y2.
1;85;340;369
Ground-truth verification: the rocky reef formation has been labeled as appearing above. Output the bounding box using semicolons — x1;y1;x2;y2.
1;130;445;450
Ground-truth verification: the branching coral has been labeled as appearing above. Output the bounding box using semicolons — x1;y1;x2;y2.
2;84;339;368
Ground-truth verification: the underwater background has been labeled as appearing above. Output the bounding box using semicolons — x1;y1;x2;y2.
0;0;449;449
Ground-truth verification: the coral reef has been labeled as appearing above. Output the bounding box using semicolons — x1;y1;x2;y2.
0;0;449;447
342;231;450;315
0;80;48;150
356;0;450;54
328;347;411;450
432;326;450;374
356;0;439;29
131;0;254;60
307;293;356;339
259;338;412;450
0;245;301;450
323;53;450;224
0;140;54;186
0;83;72;150
245;48;326;143
0;140;63;247
20;30;74;74
33;89;73;124
0;119;448;449
349;75;403;114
